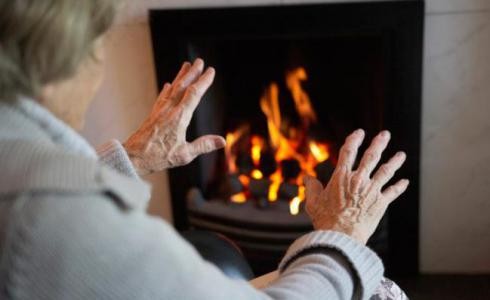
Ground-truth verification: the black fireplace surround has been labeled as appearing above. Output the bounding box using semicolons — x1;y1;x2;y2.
150;0;424;276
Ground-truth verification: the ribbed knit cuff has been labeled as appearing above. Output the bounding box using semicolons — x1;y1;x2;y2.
97;139;139;179
279;230;384;300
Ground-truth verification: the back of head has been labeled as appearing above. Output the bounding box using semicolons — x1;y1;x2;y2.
0;0;119;101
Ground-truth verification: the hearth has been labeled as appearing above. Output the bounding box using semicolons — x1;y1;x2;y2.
150;0;424;276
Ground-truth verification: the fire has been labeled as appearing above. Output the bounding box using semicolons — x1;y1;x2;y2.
289;197;302;215
231;192;247;204
268;171;282;202
298;185;306;201
225;125;248;173
286;67;317;127
309;141;330;163
238;175;250;187
250;135;263;166
251;169;263;180
225;67;331;215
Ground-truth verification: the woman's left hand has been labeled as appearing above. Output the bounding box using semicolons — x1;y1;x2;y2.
124;59;226;176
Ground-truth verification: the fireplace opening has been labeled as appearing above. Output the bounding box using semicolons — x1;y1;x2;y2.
150;0;423;276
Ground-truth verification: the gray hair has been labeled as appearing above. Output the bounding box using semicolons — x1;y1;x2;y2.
0;0;119;100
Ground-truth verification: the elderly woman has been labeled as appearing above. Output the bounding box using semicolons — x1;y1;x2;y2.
0;1;410;299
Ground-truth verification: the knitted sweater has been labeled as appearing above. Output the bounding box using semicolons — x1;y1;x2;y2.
0;98;383;299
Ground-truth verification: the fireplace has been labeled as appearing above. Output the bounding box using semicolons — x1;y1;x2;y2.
150;0;423;276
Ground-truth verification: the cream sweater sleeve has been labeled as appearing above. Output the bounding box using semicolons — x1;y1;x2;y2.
96;139;139;178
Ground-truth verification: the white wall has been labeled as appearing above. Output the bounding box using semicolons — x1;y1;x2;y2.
81;0;490;273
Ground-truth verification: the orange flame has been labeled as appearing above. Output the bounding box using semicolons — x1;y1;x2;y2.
309;141;330;163
250;135;263;166
286;67;317;127
260;82;303;163
225;125;248;173
267;170;282;202
231;192;247;204
238;175;250;188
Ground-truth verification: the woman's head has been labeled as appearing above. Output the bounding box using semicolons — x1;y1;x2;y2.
0;0;119;129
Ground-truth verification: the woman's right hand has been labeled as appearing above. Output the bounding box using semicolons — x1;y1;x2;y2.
304;129;409;245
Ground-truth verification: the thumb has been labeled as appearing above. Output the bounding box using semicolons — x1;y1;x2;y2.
173;135;225;166
186;135;226;159
304;175;323;207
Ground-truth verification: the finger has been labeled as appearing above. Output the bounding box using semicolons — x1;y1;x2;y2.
188;134;226;161
172;61;192;85
337;129;365;171
356;130;391;176
304;175;323;201
171;135;226;166
350;131;390;193
170;58;205;101
382;179;409;204
336;165;349;207
158;83;172;101
179;67;215;126
372;151;406;188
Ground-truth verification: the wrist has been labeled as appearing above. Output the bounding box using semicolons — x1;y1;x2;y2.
124;149;152;177
314;220;367;245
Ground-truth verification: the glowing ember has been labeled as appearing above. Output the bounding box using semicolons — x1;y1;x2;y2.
289;197;302;215
238;175;250;187
231;192;247;204
251;169;263;180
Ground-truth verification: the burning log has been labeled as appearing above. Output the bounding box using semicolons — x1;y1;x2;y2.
226;174;244;195
314;160;335;184
278;182;299;200
280;159;301;181
249;178;270;198
259;151;277;177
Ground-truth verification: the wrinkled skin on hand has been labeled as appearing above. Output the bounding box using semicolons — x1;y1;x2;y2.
304;129;409;245
124;59;226;176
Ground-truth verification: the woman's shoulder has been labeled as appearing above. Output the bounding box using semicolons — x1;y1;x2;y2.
0;137;151;205
0;179;183;299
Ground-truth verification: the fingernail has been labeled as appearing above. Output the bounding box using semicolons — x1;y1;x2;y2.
355;128;364;135
206;67;215;74
214;137;226;148
381;130;390;138
195;58;204;65
403;179;410;185
397;151;406;158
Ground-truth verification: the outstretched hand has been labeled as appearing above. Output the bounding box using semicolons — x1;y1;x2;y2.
124;59;226;176
304;129;409;244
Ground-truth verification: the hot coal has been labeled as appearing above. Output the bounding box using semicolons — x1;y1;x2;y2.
226;174;243;195
280;159;301;180
236;152;254;174
278;182;299;199
314;160;335;184
249;178;270;198
259;151;277;177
